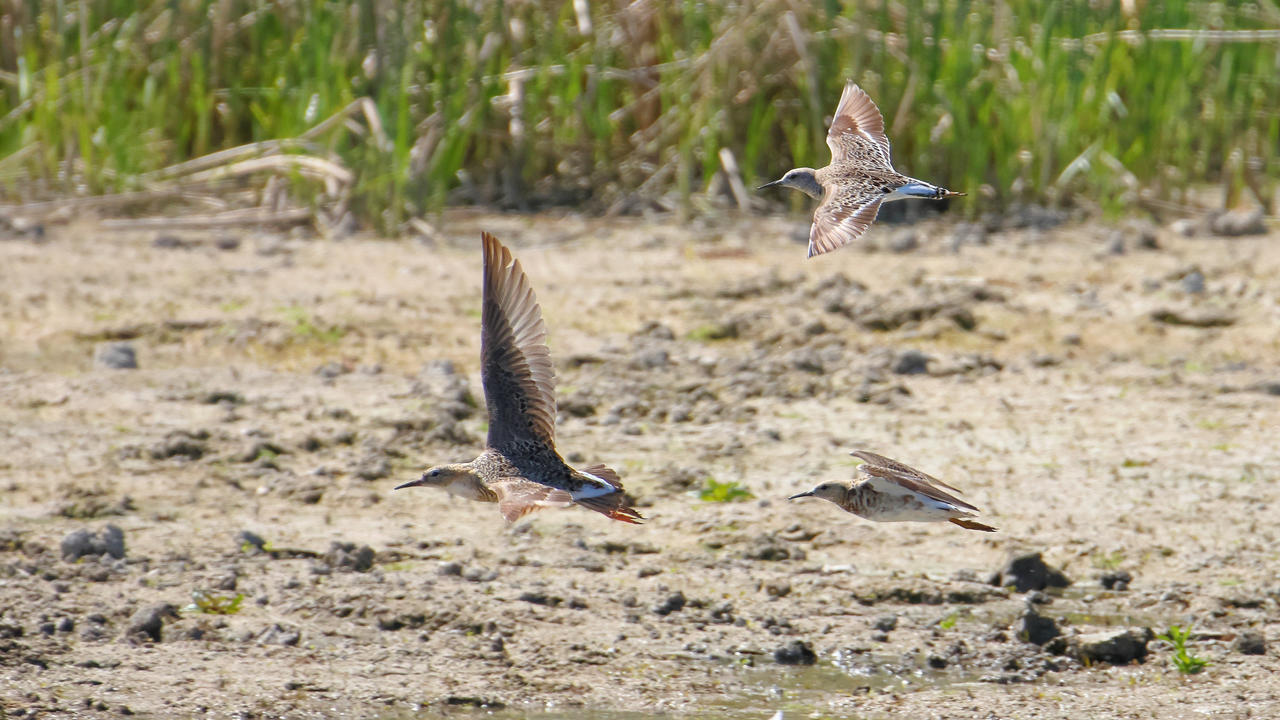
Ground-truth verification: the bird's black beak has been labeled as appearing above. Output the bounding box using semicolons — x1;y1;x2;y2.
757;179;782;190
394;476;427;490
788;490;813;500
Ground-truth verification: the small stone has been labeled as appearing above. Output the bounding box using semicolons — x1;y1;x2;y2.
125;603;178;642
891;349;930;375
1236;631;1266;656
870;631;890;643
773;639;817;665
314;361;349;379
873;615;898;633
215;236;241;251
1180;271;1205;295
1170;218;1198;237
61;525;126;561
100;525;125;559
1018;606;1060;646
152;234;189;249
1209;209;1266;237
1105;231;1126;255
94;342;138;370
1071;627;1153;665
437;562;463;577
235;530;267;554
324;542;375;572
652;592;686;616
257;623;301;646
991;551;1071;593
1099;570;1132;591
927;653;948;669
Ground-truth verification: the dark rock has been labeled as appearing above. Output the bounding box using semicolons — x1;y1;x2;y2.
325;542;375;572
1105;232;1126;255
150;431;208;461
741;537;802;562
892;349;930;375
927;653;948;669
773;639;817;665
463;567;498;582
873;615;898;633
992;552;1071;593
1070;628;1153;665
518;592;562;607
1209;209;1266;237
314;361;350;379
1180;270;1205;295
653;592;686;616
152;234;191;249
1018;606;1061;646
125;603;178;642
61;525;126;561
215;236;241;251
1236;631;1266;655
235;530;267;554
870;631;890;643
1150;308;1236;328
257;623;301;646
0;623;23;639
94;342;138;370
437;562;463;577
1099;570;1132;591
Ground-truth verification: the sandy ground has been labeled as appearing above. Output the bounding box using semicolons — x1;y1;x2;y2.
1;210;1278;719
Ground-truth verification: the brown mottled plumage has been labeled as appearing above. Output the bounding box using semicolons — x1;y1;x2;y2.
759;82;965;258
396;233;643;524
789;450;996;532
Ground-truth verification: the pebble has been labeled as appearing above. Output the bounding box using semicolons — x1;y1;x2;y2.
1099;570;1133;591
1209;208;1266;237
1180;270;1205;294
652;592;686;616
990;551;1071;593
257;623;301;646
61;525;126;561
1235;631;1266;656
873;615;898;633
324;542;375;573
235;530;267;554
891;349;930;375
93;342;138;370
1070;627;1153;665
773;639;817;665
1018;605;1061;646
125;603;178;642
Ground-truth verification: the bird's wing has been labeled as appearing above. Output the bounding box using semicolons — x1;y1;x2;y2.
807;190;884;258
491;477;574;522
480;232;558;452
852;450;979;512
826;82;893;169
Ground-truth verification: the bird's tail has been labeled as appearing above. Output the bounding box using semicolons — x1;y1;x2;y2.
950;517;997;532
576;494;645;524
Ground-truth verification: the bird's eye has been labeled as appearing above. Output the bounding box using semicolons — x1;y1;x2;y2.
881;187;892;194
429;469;440;477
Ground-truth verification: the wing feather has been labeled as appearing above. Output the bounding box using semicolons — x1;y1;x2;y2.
808;192;884;258
826;82;892;168
480;232;558;452
852;450;979;513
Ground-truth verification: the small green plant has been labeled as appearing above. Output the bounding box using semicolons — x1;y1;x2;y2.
1092;550;1125;571
183;590;245;615
698;478;754;503
1157;625;1208;675
938;612;959;630
280;306;346;343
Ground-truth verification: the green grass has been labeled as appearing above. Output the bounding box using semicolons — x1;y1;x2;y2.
1156;625;1208;674
2;2;1277;230
698;478;755;503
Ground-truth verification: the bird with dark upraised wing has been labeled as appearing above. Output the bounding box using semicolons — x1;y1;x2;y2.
396;233;643;524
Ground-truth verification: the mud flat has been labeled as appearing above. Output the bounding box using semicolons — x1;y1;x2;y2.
1;212;1278;718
